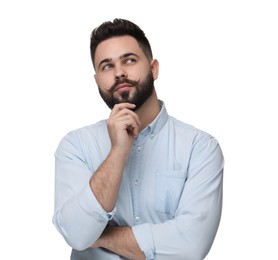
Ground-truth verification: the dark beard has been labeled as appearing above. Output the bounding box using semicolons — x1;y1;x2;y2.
98;70;154;111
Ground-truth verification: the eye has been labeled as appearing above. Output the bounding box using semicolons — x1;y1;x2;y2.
102;63;113;71
125;58;136;65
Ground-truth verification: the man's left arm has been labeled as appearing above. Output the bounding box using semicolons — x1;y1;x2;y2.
93;136;224;260
92;226;145;260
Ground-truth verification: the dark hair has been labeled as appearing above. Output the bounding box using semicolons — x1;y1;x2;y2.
90;18;153;67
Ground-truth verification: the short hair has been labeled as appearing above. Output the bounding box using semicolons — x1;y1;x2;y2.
90;18;153;67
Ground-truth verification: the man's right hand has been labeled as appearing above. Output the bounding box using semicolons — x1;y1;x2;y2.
107;103;141;158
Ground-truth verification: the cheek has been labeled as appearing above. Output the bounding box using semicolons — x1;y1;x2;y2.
129;66;146;81
96;75;113;90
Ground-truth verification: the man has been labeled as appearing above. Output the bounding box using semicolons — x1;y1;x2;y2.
53;18;224;260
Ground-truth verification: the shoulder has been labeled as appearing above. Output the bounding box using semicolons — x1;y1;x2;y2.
168;116;213;141
167;115;223;157
67;120;107;139
56;120;108;152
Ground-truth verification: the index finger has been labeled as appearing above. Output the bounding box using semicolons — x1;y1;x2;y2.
112;103;136;112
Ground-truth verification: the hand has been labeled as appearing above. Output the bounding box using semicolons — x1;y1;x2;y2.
107;103;141;155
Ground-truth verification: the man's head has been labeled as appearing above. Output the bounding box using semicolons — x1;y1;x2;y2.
91;19;159;110
90;18;153;68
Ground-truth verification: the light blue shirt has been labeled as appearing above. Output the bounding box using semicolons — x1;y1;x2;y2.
53;101;224;260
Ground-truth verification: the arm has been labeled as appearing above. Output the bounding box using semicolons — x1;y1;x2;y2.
92;226;145;260
132;137;224;259
90;103;140;212
53;103;140;250
92;136;224;260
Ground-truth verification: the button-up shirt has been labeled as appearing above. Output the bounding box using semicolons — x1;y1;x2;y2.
53;101;224;260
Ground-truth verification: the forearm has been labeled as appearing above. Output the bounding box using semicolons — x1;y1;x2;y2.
132;167;223;259
92;226;145;260
89;147;128;212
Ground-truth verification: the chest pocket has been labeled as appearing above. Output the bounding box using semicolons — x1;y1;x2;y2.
155;170;187;218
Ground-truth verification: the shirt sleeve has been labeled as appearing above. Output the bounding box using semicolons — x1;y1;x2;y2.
52;131;116;251
132;136;224;260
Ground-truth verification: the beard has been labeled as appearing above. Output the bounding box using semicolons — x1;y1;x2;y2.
98;70;154;111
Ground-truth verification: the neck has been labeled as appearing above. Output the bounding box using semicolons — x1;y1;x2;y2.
135;90;160;132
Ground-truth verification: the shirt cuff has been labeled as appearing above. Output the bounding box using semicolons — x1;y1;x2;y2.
78;183;116;221
132;223;155;259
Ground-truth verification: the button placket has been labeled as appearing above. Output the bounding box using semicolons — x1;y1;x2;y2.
131;134;147;225
134;179;139;186
135;216;140;223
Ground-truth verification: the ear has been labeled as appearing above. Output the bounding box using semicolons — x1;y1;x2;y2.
94;74;98;85
151;59;159;80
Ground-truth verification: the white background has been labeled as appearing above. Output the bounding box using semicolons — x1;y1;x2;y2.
0;0;277;259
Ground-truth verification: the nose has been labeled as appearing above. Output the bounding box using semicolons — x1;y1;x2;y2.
114;65;127;80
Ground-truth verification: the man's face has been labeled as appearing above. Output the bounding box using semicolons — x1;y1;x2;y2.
94;36;158;110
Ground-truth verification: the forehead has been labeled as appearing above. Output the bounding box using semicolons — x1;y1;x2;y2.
94;35;145;64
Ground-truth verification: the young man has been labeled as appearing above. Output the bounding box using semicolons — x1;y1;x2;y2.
53;18;224;260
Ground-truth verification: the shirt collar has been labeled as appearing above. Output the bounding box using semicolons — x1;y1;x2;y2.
143;100;168;138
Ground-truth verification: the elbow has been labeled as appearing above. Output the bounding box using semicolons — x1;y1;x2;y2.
188;248;210;260
165;230;217;259
54;224;96;251
52;214;98;251
67;240;92;252
171;246;210;260
178;232;218;259
62;229;95;251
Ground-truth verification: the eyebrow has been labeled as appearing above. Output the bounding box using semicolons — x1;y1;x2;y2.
97;52;139;69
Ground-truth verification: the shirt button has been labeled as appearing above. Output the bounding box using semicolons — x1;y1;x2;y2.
134;179;139;186
150;134;155;139
135;216;140;223
137;146;141;152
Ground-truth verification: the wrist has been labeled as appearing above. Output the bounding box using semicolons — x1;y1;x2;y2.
109;146;130;162
96;226;113;249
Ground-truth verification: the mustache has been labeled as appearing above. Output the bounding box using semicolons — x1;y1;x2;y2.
109;78;140;93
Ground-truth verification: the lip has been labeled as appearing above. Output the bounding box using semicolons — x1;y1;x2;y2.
114;83;132;92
